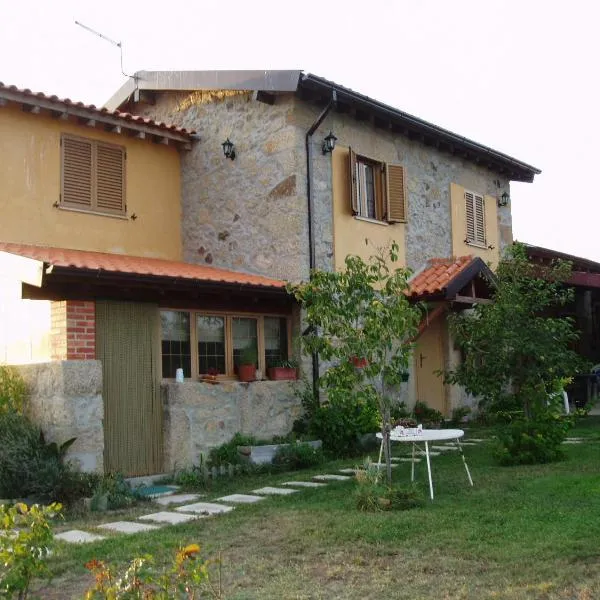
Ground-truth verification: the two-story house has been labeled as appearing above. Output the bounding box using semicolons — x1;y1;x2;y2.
106;69;540;419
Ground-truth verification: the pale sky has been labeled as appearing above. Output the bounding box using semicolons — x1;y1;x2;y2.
2;0;598;261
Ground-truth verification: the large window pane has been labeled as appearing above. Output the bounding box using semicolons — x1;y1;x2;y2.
232;317;258;369
160;311;191;378
264;316;288;368
197;315;226;374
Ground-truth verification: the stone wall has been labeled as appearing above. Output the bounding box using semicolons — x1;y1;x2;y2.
15;360;104;473
161;380;302;470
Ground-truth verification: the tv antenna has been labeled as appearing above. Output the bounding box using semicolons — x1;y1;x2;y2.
75;20;135;80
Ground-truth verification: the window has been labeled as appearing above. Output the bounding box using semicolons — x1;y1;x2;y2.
160;310;290;379
465;190;486;247
61;134;126;216
349;148;406;223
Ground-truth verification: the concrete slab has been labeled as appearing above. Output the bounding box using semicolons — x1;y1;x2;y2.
313;474;351;481
458;443;478;446
465;438;488;442
55;530;105;544
216;494;265;504
566;437;585;441
139;511;200;525
98;521;160;534
175;502;234;515
397;458;422;463
369;462;399;468
563;440;582;444
154;493;204;506
431;445;458;451
416;451;441;456
339;468;358;474
281;481;327;488
251;487;298;495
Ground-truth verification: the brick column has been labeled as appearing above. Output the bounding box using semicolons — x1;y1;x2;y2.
50;300;96;360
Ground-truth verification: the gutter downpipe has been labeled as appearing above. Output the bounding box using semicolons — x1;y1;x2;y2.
305;88;337;400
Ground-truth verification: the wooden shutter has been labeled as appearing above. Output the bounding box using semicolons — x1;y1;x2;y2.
61;136;93;209
96;142;125;214
349;147;359;214
474;194;486;244
385;163;407;223
465;191;485;245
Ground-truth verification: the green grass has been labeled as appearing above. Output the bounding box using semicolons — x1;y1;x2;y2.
34;418;600;599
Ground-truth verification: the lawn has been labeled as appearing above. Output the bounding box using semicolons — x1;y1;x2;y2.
34;418;600;599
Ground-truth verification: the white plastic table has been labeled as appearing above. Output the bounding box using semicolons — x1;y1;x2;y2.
376;428;473;500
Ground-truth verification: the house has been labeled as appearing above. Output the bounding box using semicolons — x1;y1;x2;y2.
0;71;540;476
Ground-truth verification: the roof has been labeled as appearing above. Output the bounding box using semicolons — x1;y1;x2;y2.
408;255;494;300
524;243;600;274
105;69;540;182
0;243;286;291
0;82;196;148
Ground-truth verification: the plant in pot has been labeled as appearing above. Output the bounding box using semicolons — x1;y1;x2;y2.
268;359;298;381
238;346;258;382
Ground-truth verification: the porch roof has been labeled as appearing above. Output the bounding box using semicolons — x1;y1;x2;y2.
0;243;287;292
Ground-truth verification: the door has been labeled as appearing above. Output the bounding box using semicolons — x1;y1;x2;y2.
414;315;447;415
96;300;163;476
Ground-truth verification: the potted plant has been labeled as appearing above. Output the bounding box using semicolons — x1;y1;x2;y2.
267;359;298;381
238;346;257;382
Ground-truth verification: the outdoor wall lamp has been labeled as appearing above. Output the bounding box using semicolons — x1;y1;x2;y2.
498;191;510;207
322;131;337;154
222;138;236;160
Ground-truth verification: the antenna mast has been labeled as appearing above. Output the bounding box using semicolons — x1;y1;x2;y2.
75;20;135;80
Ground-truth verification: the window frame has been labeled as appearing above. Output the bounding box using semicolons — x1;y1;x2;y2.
159;308;292;380
60;134;127;218
464;189;486;248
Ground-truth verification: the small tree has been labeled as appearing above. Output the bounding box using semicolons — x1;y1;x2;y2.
445;243;582;462
290;242;421;484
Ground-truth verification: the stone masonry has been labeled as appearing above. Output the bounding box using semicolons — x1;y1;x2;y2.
50;300;96;361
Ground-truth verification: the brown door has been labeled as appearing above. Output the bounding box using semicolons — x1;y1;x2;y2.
414;315;447;415
96;300;163;476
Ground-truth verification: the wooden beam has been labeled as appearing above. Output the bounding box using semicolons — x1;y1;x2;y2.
86;119;96;127
454;295;492;305
135;131;146;140
22;104;41;114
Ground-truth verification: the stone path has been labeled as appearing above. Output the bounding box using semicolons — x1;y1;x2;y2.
54;435;502;544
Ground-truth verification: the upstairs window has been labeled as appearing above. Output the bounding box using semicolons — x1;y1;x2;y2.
465;190;486;247
349;148;407;223
61;135;126;216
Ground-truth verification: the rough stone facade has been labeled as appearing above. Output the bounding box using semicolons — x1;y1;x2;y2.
161;380;301;470
16;360;104;473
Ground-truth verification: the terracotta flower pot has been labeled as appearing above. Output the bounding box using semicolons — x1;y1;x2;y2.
267;367;298;381
238;364;256;382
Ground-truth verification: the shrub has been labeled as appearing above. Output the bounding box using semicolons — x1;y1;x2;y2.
272;442;324;470
0;365;27;414
413;401;443;426
494;417;571;465
449;405;472;426
0;502;62;600
91;473;144;511
207;433;258;468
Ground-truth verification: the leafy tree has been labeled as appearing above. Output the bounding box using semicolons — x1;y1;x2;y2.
446;243;582;423
290;242;422;484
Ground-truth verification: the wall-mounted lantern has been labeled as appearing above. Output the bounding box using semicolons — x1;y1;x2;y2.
222;138;236;160
322;131;337;155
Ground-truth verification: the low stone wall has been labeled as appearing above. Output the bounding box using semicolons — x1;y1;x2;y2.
161;380;302;470
15;360;104;473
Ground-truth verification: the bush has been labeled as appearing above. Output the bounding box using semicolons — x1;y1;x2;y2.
91;473;144;511
494;417;571;465
207;433;258;468
449;405;472;426
272;442;324;470
413;401;444;427
0;365;27;414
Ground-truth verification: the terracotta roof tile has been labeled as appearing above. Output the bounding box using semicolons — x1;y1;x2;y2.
0;82;195;140
0;243;285;290
408;256;474;298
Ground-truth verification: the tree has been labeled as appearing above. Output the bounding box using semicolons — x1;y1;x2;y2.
446;243;582;424
290;242;422;484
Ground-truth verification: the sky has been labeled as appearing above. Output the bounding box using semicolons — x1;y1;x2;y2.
1;0;599;260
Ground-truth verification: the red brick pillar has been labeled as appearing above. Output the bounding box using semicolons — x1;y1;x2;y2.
50;300;96;360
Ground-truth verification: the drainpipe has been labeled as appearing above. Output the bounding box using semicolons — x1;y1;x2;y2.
305;88;337;399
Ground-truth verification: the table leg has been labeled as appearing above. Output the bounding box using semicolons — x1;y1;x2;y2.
425;441;434;501
455;439;474;486
411;442;415;482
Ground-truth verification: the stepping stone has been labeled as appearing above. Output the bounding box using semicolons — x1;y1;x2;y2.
175;502;234;515
369;462;399;468
281;481;327;488
416;451;441;456
98;521;160;534
458;442;478;446
431;445;458;451
55;530;105;544
313;474;351;481
139;511;200;525
466;438;487;442
566;437;585;441
155;493;203;506
397;457;422;463
216;494;265;504
251;487;298;495
339;468;358;474
563;440;582;444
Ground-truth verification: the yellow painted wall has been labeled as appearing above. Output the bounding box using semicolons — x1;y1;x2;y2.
450;182;500;268
332;146;406;270
0;104;182;259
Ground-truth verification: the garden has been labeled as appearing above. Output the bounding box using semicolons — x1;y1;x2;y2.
1;243;599;599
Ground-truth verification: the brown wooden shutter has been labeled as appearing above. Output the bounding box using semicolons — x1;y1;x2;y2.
349;147;358;214
474;194;486;244
385;163;407;223
465;191;475;242
96;142;125;214
61;136;93;209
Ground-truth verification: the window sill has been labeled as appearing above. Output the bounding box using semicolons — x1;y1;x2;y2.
465;241;488;249
354;216;389;227
58;205;129;221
